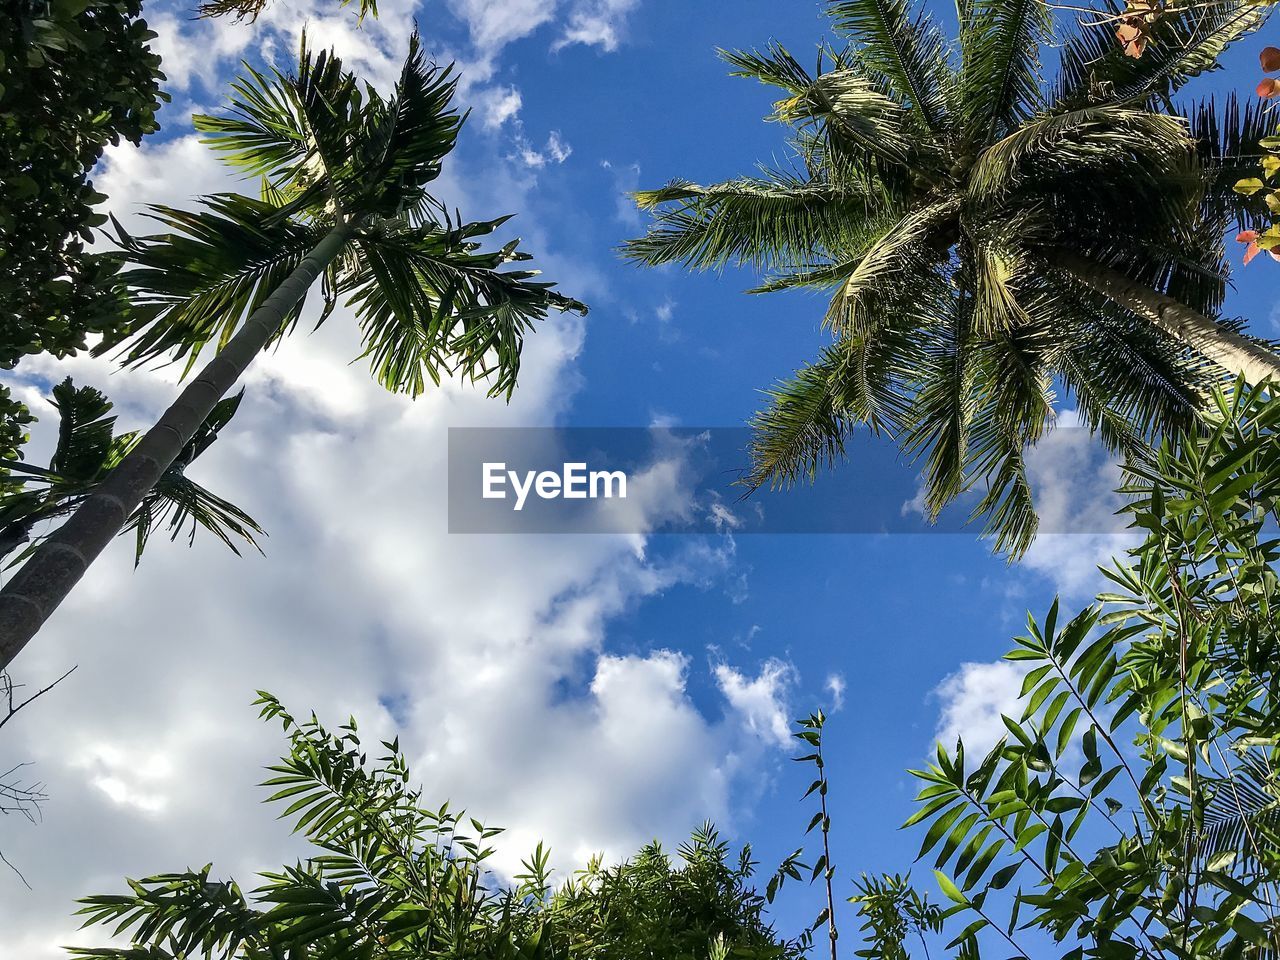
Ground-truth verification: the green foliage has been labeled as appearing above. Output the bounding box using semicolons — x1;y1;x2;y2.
1233;49;1280;261
73;694;801;960
197;0;377;22
868;381;1280;957
849;874;945;960
788;711;840;957
0;0;167;447
0;378;263;564
104;34;586;400
547;826;803;960
627;0;1273;556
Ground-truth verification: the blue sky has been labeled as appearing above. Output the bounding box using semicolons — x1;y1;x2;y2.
1;0;1277;954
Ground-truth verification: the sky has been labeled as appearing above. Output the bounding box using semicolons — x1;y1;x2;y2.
1;0;1277;955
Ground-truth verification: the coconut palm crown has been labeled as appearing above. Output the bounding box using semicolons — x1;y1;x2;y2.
626;0;1276;554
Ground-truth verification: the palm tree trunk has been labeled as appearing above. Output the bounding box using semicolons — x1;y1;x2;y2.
1050;248;1280;385
0;222;352;669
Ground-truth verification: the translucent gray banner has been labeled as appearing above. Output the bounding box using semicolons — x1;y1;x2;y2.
447;427;1132;535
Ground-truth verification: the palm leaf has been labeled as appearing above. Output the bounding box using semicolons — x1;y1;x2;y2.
47;378;117;484
958;0;1050;142
1055;0;1271;105
349;221;586;399
824;196;958;333
745;346;860;490
625;174;878;271
826;0;951;131
969;104;1191;200
105;195;333;370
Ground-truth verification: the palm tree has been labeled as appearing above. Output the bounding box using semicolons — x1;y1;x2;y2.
625;0;1277;554
0;378;262;564
0;35;584;668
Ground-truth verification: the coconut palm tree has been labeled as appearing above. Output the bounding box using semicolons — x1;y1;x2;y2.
625;0;1277;554
0;378;262;565
0;34;585;668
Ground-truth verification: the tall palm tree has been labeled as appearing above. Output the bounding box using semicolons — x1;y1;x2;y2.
625;0;1277;554
0;34;585;668
0;378;262;565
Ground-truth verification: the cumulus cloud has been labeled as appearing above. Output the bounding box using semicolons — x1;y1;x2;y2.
714;658;797;748
553;0;643;52
477;84;524;128
1020;413;1138;599
932;660;1026;758
518;129;573;167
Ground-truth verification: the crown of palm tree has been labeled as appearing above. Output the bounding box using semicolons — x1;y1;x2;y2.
626;0;1274;553
107;33;585;400
0;34;588;667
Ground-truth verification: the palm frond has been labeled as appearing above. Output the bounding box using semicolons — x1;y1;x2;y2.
1204;752;1280;868
826;0;951;131
354;33;464;216
745;347;859;490
966;231;1031;335
969;104;1191;200
901;301;980;519
349;221;586;399
958;0;1050;142
127;472;265;567
1055;0;1271;105
824;196;958;333
798;68;919;167
964;325;1056;554
1186;95;1278;233
104;195;332;370
47;378;116;484
624;174;878;272
720;44;815;98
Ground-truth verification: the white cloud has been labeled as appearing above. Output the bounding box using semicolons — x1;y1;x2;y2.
518;130;574;167
714;658;797;748
825;673;846;712
478;85;524;129
552;0;642;52
933;660;1026;758
447;0;561;57
1020;414;1138;599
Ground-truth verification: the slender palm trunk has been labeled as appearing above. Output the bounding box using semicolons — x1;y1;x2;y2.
1050;248;1280;385
0;223;352;669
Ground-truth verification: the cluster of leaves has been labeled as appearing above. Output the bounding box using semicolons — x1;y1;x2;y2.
0;378;263;566
1235;47;1280;263
0;0;166;445
0;385;36;487
74;693;552;960
72;693;804;960
545;827;804;960
626;0;1271;557
855;381;1280;958
197;0;376;24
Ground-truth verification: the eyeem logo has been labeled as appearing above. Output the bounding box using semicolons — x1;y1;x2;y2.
482;462;628;511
